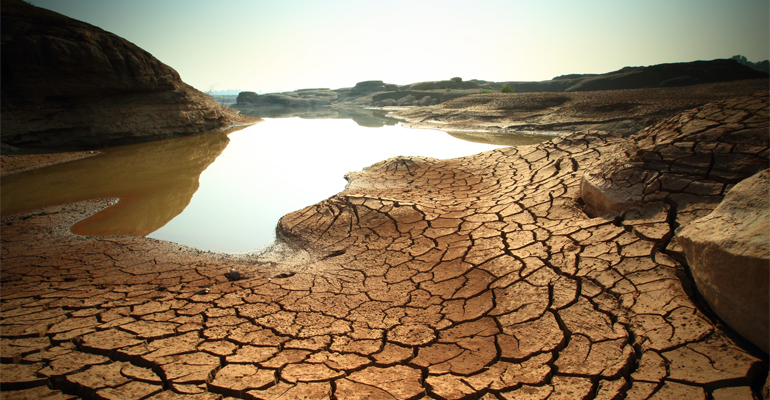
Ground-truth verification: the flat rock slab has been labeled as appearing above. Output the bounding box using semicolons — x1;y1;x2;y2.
2;93;768;398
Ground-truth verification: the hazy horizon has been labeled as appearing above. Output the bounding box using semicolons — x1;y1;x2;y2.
30;0;770;94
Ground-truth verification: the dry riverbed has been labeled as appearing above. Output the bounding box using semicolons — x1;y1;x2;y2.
1;88;768;399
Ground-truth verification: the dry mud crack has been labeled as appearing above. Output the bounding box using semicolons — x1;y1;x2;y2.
2;93;768;399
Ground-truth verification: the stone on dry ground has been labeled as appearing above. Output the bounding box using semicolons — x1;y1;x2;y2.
1;92;768;398
676;168;769;353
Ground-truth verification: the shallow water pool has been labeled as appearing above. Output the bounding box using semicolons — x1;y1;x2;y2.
2;118;554;253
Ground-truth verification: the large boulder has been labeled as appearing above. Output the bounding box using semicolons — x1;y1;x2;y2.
676;169;770;353
396;94;417;106
0;0;254;149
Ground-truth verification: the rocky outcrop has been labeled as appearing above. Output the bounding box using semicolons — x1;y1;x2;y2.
236;90;336;108
676;169;769;353
408;80;481;90
0;0;255;150
578;92;769;351
349;80;389;95
371;90;467;106
233;60;767;112
392;79;769;135
231;105;401;127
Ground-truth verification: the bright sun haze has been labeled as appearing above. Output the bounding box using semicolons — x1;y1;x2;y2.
31;0;770;93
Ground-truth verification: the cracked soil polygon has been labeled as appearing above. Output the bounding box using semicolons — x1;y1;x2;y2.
1;93;768;398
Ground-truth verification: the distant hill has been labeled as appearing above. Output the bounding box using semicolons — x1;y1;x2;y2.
208;89;245;96
234;58;769;113
730;55;769;73
500;58;769;93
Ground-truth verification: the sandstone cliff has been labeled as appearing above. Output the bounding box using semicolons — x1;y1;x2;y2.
0;0;256;150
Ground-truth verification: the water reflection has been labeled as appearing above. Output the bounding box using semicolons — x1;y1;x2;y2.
1;127;238;236
234;106;402;128
2;119;553;252
147;119;517;252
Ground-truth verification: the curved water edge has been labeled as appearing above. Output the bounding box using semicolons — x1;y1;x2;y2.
2;117;553;253
445;130;558;146
1;127;236;236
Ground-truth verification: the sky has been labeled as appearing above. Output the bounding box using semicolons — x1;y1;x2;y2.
31;0;770;94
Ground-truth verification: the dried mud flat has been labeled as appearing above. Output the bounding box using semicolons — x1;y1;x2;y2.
2;91;769;399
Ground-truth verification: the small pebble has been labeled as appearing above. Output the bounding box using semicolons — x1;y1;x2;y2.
322;249;346;260
225;269;241;281
269;272;295;280
194;288;210;295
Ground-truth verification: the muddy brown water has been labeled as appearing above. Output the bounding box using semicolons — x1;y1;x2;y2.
1;118;554;253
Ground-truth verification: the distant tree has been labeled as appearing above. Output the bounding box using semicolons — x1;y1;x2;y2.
730;55;770;73
499;83;514;93
730;55;749;63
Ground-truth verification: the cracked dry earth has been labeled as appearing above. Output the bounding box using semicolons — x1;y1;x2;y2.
2;93;768;399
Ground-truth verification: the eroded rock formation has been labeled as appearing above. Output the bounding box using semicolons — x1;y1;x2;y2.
676;169;769;353
392;79;769;135
236;91;335;109
234;59;767;113
2;92;767;399
0;0;256;150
